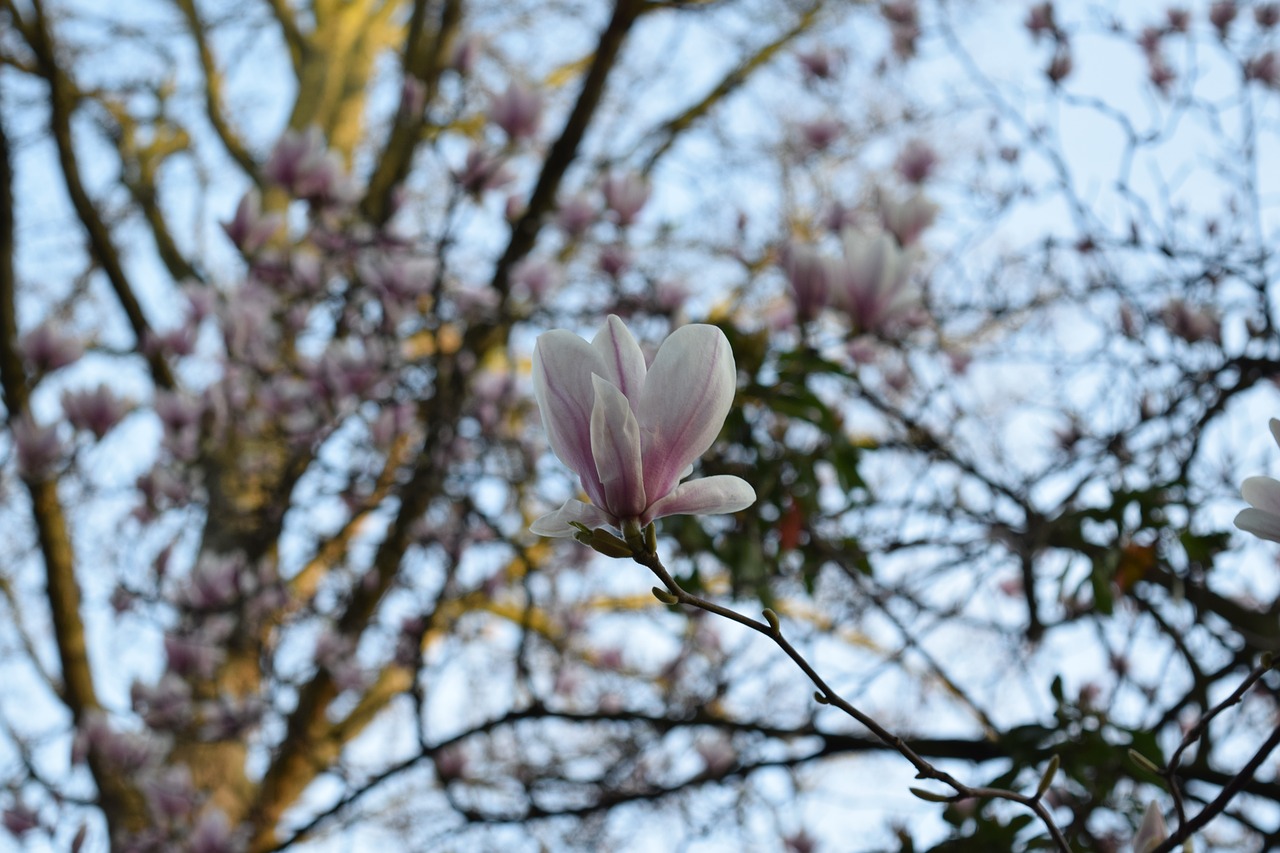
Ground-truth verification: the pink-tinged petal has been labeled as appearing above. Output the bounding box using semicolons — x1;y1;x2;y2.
591;315;647;413
642;475;756;524
590;375;647;519
531;499;614;537
533;330;607;505
1242;476;1280;514
639;324;737;501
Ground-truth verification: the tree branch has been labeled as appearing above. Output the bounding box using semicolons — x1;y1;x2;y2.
171;0;260;180
25;0;176;389
489;0;645;300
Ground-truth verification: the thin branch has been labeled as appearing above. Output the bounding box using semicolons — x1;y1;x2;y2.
489;0;645;300
25;0;176;389
360;0;463;225
632;543;1071;853
171;0;259;180
261;0;307;75
638;1;823;175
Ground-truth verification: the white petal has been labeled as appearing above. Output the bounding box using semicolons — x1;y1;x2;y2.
530;499;614;538
642;475;756;524
1235;508;1280;543
590;375;646;519
591;315;647;414
1132;801;1168;853
1242;476;1280;514
533;330;607;506
638;324;737;502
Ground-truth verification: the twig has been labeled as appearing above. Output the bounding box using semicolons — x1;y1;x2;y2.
630;542;1070;853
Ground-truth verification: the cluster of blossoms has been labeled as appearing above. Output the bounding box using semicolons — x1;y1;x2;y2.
780;224;929;335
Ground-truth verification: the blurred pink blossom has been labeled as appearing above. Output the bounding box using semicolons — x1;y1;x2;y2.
19;323;83;373
601;171;650;226
489;81;543;141
61;384;131;440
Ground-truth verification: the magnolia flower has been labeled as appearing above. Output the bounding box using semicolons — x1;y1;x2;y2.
838;226;921;335
489;81;543;141
1235;419;1280;542
1132;801;1168;853
531;316;755;539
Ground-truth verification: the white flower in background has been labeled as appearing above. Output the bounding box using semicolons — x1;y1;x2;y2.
1236;418;1280;542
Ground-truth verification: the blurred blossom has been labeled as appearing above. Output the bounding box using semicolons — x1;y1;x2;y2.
1245;52;1279;88
894;139;938;184
1235;419;1280;542
184;553;245;611
555;194;597;237
11;415;64;481
1132;802;1168;853
450;35;480;75
1046;47;1073;84
601;171;650;226
1148;55;1176;93
2;803;39;837
356;252;436;306
155;391;204;460
889;20;920;58
783;830;817;853
135;465;190;517
879;190;938;245
452;145;514;195
1209;1;1237;36
371;401;416;447
796;46;839;81
1258;4;1280;28
19;323;83;374
394;616;427;667
400;75;427;117
143;766;196;822
511;257;560;300
190;809;237;853
489;81;543;141
264;128;354;205
61;384;131;440
1159;299;1220;343
165;632;224;679
1166;8;1191;32
838;227;921;335
530;316;756;538
315;630;365;691
220;189;282;255
695;736;736;775
653;278;688;314
504;192;526;222
1137;26;1163;56
199;694;265;740
762;296;798;332
1025;2;1056;39
434;745;467;781
847;335;880;364
81;714;166;773
780;241;837;322
797;117;842;152
881;0;917;26
185;285;216;324
822;200;858;233
131;673;193;730
598;244;631;279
